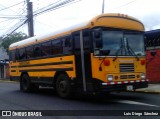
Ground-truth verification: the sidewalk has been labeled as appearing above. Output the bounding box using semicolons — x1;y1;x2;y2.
0;79;160;94
136;84;160;94
0;79;18;83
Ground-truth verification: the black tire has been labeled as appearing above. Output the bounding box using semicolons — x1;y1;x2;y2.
20;74;32;92
56;74;73;98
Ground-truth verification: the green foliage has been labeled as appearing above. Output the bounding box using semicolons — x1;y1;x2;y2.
0;32;28;52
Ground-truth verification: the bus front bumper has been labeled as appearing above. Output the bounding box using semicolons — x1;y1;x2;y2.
97;80;148;92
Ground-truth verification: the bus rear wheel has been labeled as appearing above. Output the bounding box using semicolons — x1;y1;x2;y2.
56;74;73;99
20;74;32;92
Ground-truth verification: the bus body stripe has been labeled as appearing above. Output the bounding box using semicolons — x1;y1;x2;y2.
18;61;73;68
19;67;73;72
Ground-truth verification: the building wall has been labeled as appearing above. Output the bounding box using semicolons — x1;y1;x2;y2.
6;64;10;79
0;47;9;79
146;50;160;83
0;63;9;79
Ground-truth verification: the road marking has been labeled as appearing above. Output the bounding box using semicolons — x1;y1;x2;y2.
117;100;160;107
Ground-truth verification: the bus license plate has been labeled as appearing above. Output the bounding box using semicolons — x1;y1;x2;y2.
126;85;133;91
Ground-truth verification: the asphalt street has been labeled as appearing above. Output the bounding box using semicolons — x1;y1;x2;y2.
0;82;159;119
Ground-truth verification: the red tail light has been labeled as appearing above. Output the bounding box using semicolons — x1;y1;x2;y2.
104;60;110;66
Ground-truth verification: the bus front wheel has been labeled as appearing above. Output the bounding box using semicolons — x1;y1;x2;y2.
20;74;32;92
56;74;72;98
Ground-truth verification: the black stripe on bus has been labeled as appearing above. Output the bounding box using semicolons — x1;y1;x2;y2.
19;67;73;72
18;61;73;68
11;70;16;72
11;66;17;68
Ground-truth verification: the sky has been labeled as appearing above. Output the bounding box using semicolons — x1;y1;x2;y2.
0;0;160;36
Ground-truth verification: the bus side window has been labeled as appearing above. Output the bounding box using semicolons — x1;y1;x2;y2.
15;49;19;61
34;44;42;57
72;32;80;54
26;46;34;59
19;48;26;60
52;39;62;55
10;50;16;62
9;52;12;61
63;36;72;54
41;41;52;56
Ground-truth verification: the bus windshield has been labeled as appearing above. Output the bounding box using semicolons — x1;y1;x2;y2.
94;30;145;56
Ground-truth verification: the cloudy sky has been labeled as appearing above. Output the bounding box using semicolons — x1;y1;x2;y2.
0;0;160;36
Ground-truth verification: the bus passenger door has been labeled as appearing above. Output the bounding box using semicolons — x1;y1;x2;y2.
72;30;92;92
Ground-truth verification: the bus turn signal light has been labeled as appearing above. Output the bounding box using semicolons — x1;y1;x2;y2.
104;60;110;66
141;60;145;65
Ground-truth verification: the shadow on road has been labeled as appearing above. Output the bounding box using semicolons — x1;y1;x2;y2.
12;87;144;104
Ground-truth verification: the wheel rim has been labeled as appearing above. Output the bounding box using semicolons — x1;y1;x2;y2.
58;80;67;93
22;77;28;90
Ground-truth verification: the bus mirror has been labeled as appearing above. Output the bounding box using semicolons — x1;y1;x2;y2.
94;31;101;38
150;50;156;56
94;30;102;48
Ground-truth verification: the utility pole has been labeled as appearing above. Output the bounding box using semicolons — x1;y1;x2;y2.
102;0;105;14
26;0;34;37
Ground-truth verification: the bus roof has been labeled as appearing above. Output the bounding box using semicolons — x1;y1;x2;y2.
9;13;144;50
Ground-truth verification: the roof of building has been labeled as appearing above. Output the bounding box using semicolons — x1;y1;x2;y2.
145;29;160;40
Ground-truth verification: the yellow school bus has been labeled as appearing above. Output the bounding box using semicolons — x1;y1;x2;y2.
9;13;148;98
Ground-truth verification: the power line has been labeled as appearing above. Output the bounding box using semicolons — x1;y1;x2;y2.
16;2;27;16
0;1;23;12
0;15;26;19
34;0;83;16
2;19;27;36
33;0;70;16
108;0;138;11
0;19;12;24
0;1;27;35
35;19;59;27
1;0;83;37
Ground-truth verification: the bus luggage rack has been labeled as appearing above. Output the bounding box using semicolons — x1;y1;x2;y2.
119;63;134;73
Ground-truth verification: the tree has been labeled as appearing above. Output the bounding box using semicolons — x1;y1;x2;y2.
0;32;28;53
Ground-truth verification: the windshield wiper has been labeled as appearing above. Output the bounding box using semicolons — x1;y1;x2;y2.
113;39;123;61
126;38;139;61
113;38;140;61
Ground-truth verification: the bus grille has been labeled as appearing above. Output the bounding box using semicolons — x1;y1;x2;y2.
120;75;135;79
119;63;134;73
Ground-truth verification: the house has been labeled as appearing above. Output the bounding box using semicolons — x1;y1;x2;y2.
145;29;160;83
0;47;9;79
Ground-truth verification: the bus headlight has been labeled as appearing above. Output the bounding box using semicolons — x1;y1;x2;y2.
141;73;146;80
107;75;113;81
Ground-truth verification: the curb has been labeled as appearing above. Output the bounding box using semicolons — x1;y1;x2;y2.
135;90;160;94
0;79;18;83
128;90;160;94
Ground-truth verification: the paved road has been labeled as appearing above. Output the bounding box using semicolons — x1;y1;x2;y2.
0;82;159;119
